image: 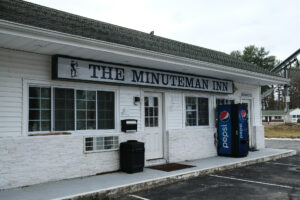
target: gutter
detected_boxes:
[0,20,289,85]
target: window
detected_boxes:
[98,91,115,129]
[293,115,296,118]
[216,98,234,106]
[186,97,209,126]
[84,136,119,152]
[76,90,96,130]
[54,88,75,131]
[144,96,159,127]
[275,116,282,120]
[28,87,51,131]
[28,86,115,132]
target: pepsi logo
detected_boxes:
[240,110,247,120]
[220,111,230,122]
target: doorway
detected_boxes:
[241,99,254,148]
[144,92,163,160]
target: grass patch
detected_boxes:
[265,123,300,138]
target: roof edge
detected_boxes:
[0,19,290,85]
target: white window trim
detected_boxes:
[183,93,211,129]
[26,82,118,135]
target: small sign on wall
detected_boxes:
[241,93,252,98]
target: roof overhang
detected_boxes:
[0,20,290,86]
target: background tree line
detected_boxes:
[230,45,300,110]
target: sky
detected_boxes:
[26,0,300,61]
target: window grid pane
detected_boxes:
[86,136,119,152]
[186,97,209,126]
[29,87,115,133]
[29,87,51,132]
[76,90,96,130]
[186,97,197,126]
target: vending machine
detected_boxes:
[217,104,249,157]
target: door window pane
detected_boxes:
[54,88,74,131]
[144,96,159,127]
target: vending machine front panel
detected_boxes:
[238,104,249,156]
[218,105,232,155]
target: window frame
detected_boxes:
[27,84,117,135]
[28,86,52,132]
[184,94,210,128]
[83,136,119,153]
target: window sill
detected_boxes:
[184,126,213,129]
[83,148,119,154]
[29,132,72,136]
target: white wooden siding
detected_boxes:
[0,48,50,136]
[119,86,142,131]
[0,47,263,137]
[165,92,183,130]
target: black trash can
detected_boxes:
[120,140,145,173]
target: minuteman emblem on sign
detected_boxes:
[70,60,79,77]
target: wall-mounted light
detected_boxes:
[134,97,140,105]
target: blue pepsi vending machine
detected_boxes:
[217,104,249,157]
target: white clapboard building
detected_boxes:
[0,0,289,189]
[290,108,300,123]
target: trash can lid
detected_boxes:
[127,140,138,143]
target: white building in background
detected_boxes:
[0,0,289,189]
[262,110,286,125]
[262,108,300,124]
[290,108,300,123]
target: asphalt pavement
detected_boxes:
[118,139,300,200]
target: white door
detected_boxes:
[241,99,254,148]
[144,92,163,160]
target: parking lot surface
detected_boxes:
[119,140,300,200]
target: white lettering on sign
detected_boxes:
[221,124,229,149]
[53,56,233,93]
[221,125,229,149]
